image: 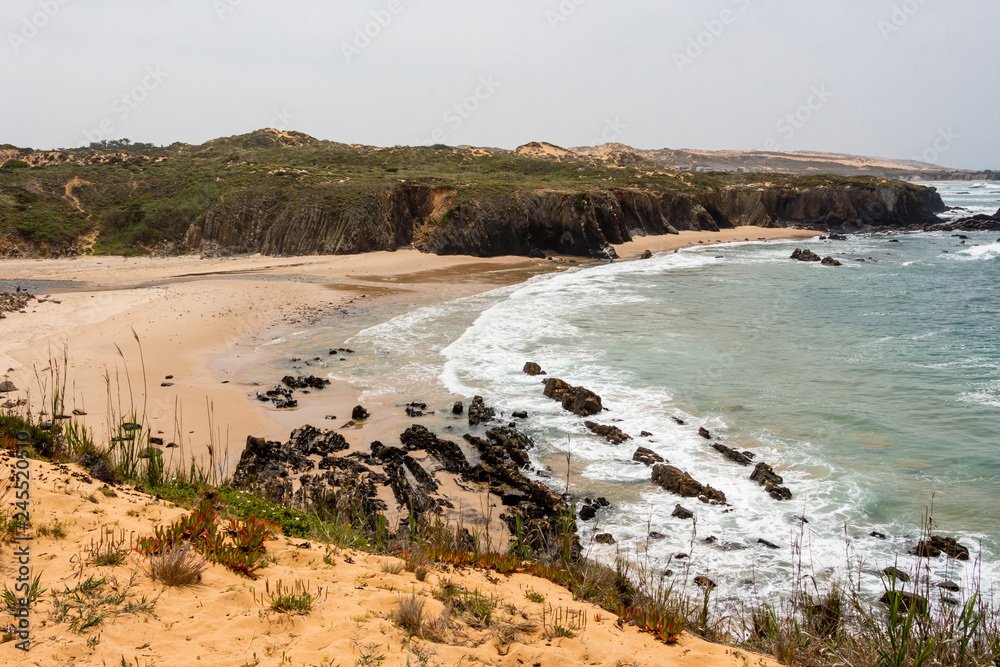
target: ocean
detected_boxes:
[265,181,1000,607]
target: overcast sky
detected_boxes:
[1,0,997,169]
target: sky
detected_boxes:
[1,0,998,170]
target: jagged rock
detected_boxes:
[584,421,631,445]
[485,425,535,468]
[352,405,370,421]
[579,504,597,521]
[711,443,754,466]
[651,464,726,504]
[791,248,822,262]
[871,531,887,540]
[452,400,464,415]
[821,256,842,266]
[594,533,616,545]
[671,416,686,425]
[758,539,780,550]
[632,446,665,466]
[649,532,666,540]
[522,362,545,376]
[694,576,716,590]
[828,233,848,241]
[282,375,331,390]
[672,505,694,520]
[750,462,792,501]
[911,535,970,561]
[542,378,603,416]
[405,403,425,417]
[880,591,928,614]
[698,427,711,440]
[0,381,18,392]
[640,249,653,259]
[511,411,528,419]
[882,567,911,583]
[468,395,496,426]
[399,425,469,473]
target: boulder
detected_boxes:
[640,249,653,260]
[911,535,970,561]
[584,421,631,445]
[651,464,726,504]
[0,381,18,392]
[672,505,694,520]
[750,462,792,501]
[594,533,616,545]
[694,576,716,590]
[711,443,754,466]
[542,378,603,416]
[828,233,848,241]
[352,405,370,421]
[452,400,464,415]
[698,427,711,439]
[522,362,545,376]
[821,256,842,266]
[880,591,928,615]
[632,446,665,466]
[791,248,822,262]
[399,425,469,473]
[882,567,911,583]
[468,395,496,426]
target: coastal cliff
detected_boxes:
[188,182,945,259]
[0,130,947,259]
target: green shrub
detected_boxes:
[1,159,30,170]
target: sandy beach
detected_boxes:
[0,228,813,665]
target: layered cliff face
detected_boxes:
[188,183,946,259]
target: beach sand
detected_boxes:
[0,228,811,665]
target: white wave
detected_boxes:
[957,242,1000,261]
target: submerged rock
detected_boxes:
[632,446,665,467]
[791,248,822,262]
[522,361,545,376]
[711,443,754,466]
[542,378,603,416]
[750,462,792,501]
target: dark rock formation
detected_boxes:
[522,362,545,376]
[880,591,928,614]
[882,567,911,583]
[821,256,842,266]
[698,427,712,440]
[399,425,469,473]
[791,248,821,262]
[258,385,298,409]
[282,375,331,390]
[0,381,17,392]
[640,249,653,259]
[911,536,970,561]
[651,464,726,504]
[594,533,616,545]
[758,539,780,550]
[711,443,754,466]
[468,395,496,426]
[750,462,793,501]
[694,576,716,590]
[542,378,603,416]
[352,405,370,421]
[632,446,665,466]
[452,400,464,415]
[577,497,610,522]
[672,505,694,520]
[584,421,631,445]
[941,210,1000,232]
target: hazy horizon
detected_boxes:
[2,1,998,170]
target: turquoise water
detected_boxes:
[274,182,1000,604]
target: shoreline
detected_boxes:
[0,227,819,473]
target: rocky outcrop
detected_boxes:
[941,210,1000,231]
[651,464,726,504]
[468,395,496,426]
[911,535,971,561]
[750,462,792,501]
[399,425,469,473]
[584,421,631,445]
[791,248,821,262]
[542,378,603,416]
[711,443,754,467]
[522,362,545,376]
[632,446,665,466]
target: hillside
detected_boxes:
[0,130,946,259]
